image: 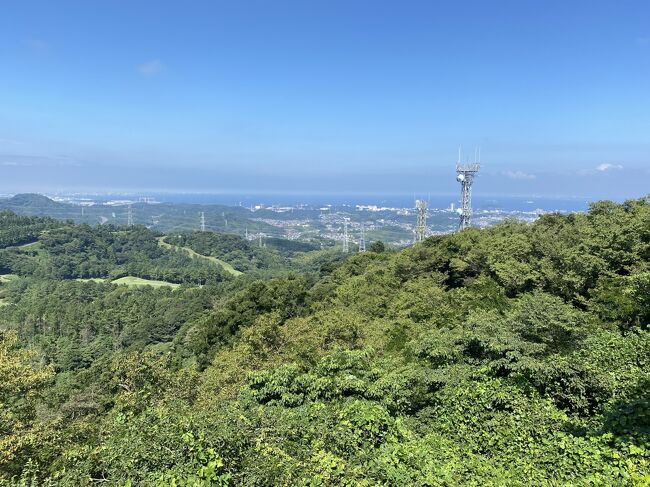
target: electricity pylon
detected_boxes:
[415,200,427,242]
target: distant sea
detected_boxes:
[69,192,592,213]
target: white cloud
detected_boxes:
[596,163,623,172]
[502,170,536,180]
[138,60,164,76]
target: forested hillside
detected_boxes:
[164,232,320,271]
[0,197,648,485]
[0,215,230,285]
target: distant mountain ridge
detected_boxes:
[0,193,306,242]
[0,193,61,208]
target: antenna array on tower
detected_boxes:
[343,219,349,253]
[456,146,481,231]
[200,212,206,232]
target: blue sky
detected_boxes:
[0,0,648,198]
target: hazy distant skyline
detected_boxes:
[1,0,649,198]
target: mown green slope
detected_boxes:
[0,197,648,485]
[157,236,243,276]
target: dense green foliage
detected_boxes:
[0,212,62,248]
[1,279,218,370]
[264,236,320,254]
[164,231,344,278]
[0,198,648,485]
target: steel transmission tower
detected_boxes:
[200,212,206,232]
[456,147,480,231]
[343,219,349,253]
[127,205,134,227]
[359,223,366,252]
[415,200,428,242]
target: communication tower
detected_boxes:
[127,205,134,227]
[359,223,366,252]
[343,219,349,253]
[456,147,480,231]
[415,200,428,242]
[200,212,206,232]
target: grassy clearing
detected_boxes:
[17,241,42,250]
[157,237,243,276]
[74,276,179,288]
[111,276,181,289]
[0,274,19,283]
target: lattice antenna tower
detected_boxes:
[127,205,134,227]
[343,219,349,253]
[456,146,480,231]
[415,199,428,242]
[200,212,206,232]
[358,223,366,252]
